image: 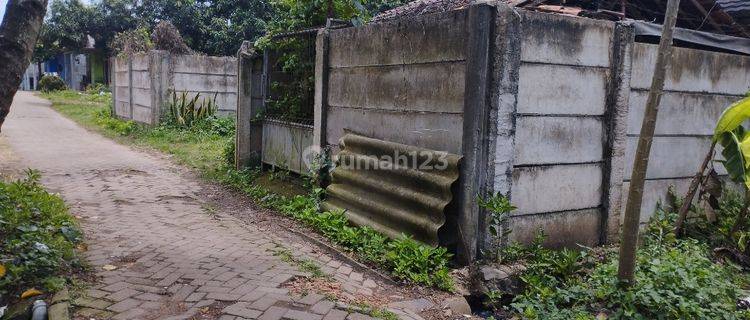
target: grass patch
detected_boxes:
[0,170,84,301]
[41,91,454,291]
[41,91,232,174]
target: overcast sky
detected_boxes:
[0,0,94,24]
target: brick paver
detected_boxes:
[1,93,444,319]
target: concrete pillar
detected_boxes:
[128,55,133,120]
[110,58,117,116]
[235,41,263,169]
[481,4,522,258]
[601,22,635,243]
[149,50,171,125]
[455,3,496,265]
[313,28,330,155]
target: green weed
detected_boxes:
[506,210,749,319]
[273,247,326,278]
[220,172,454,290]
[0,170,84,298]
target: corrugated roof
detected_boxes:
[716,0,750,13]
[321,134,461,246]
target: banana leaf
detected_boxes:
[714,96,750,139]
[718,126,750,190]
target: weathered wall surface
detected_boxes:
[324,9,469,154]
[171,55,238,114]
[622,44,750,223]
[111,52,237,125]
[499,11,615,248]
[278,4,750,262]
[491,8,750,251]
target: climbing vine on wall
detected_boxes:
[255,0,369,121]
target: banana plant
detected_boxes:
[714,96,750,238]
[715,97,750,189]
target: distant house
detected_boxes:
[19,64,39,91]
[41,52,89,91]
[28,35,108,91]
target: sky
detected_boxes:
[0,0,94,23]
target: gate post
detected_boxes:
[236,41,264,169]
[313,27,330,155]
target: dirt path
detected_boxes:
[0,92,448,320]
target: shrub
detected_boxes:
[151,21,192,55]
[85,83,109,95]
[225,178,455,290]
[507,210,749,319]
[223,137,235,166]
[110,27,152,56]
[192,116,235,137]
[38,75,67,93]
[0,170,83,298]
[94,108,136,136]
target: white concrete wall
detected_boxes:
[501,11,614,248]
[111,52,237,125]
[170,55,238,114]
[622,44,750,223]
[492,9,750,250]
[325,9,469,155]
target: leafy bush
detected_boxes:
[478,193,515,260]
[38,75,67,93]
[191,116,235,137]
[110,27,153,56]
[94,108,136,136]
[0,170,83,298]
[507,210,749,319]
[220,170,455,290]
[84,83,109,95]
[151,21,192,55]
[223,137,236,166]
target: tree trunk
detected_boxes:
[617,0,682,285]
[674,141,716,236]
[0,0,49,131]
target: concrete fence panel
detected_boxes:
[494,10,616,249]
[111,51,238,125]
[233,5,750,263]
[621,44,749,224]
[324,8,470,154]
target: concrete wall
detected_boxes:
[622,44,750,224]
[489,6,750,252]
[112,51,237,125]
[254,4,750,262]
[493,10,617,248]
[323,9,469,155]
[171,55,238,114]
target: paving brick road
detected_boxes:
[0,92,446,320]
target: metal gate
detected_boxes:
[261,118,314,175]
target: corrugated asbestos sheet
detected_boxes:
[321,134,461,246]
